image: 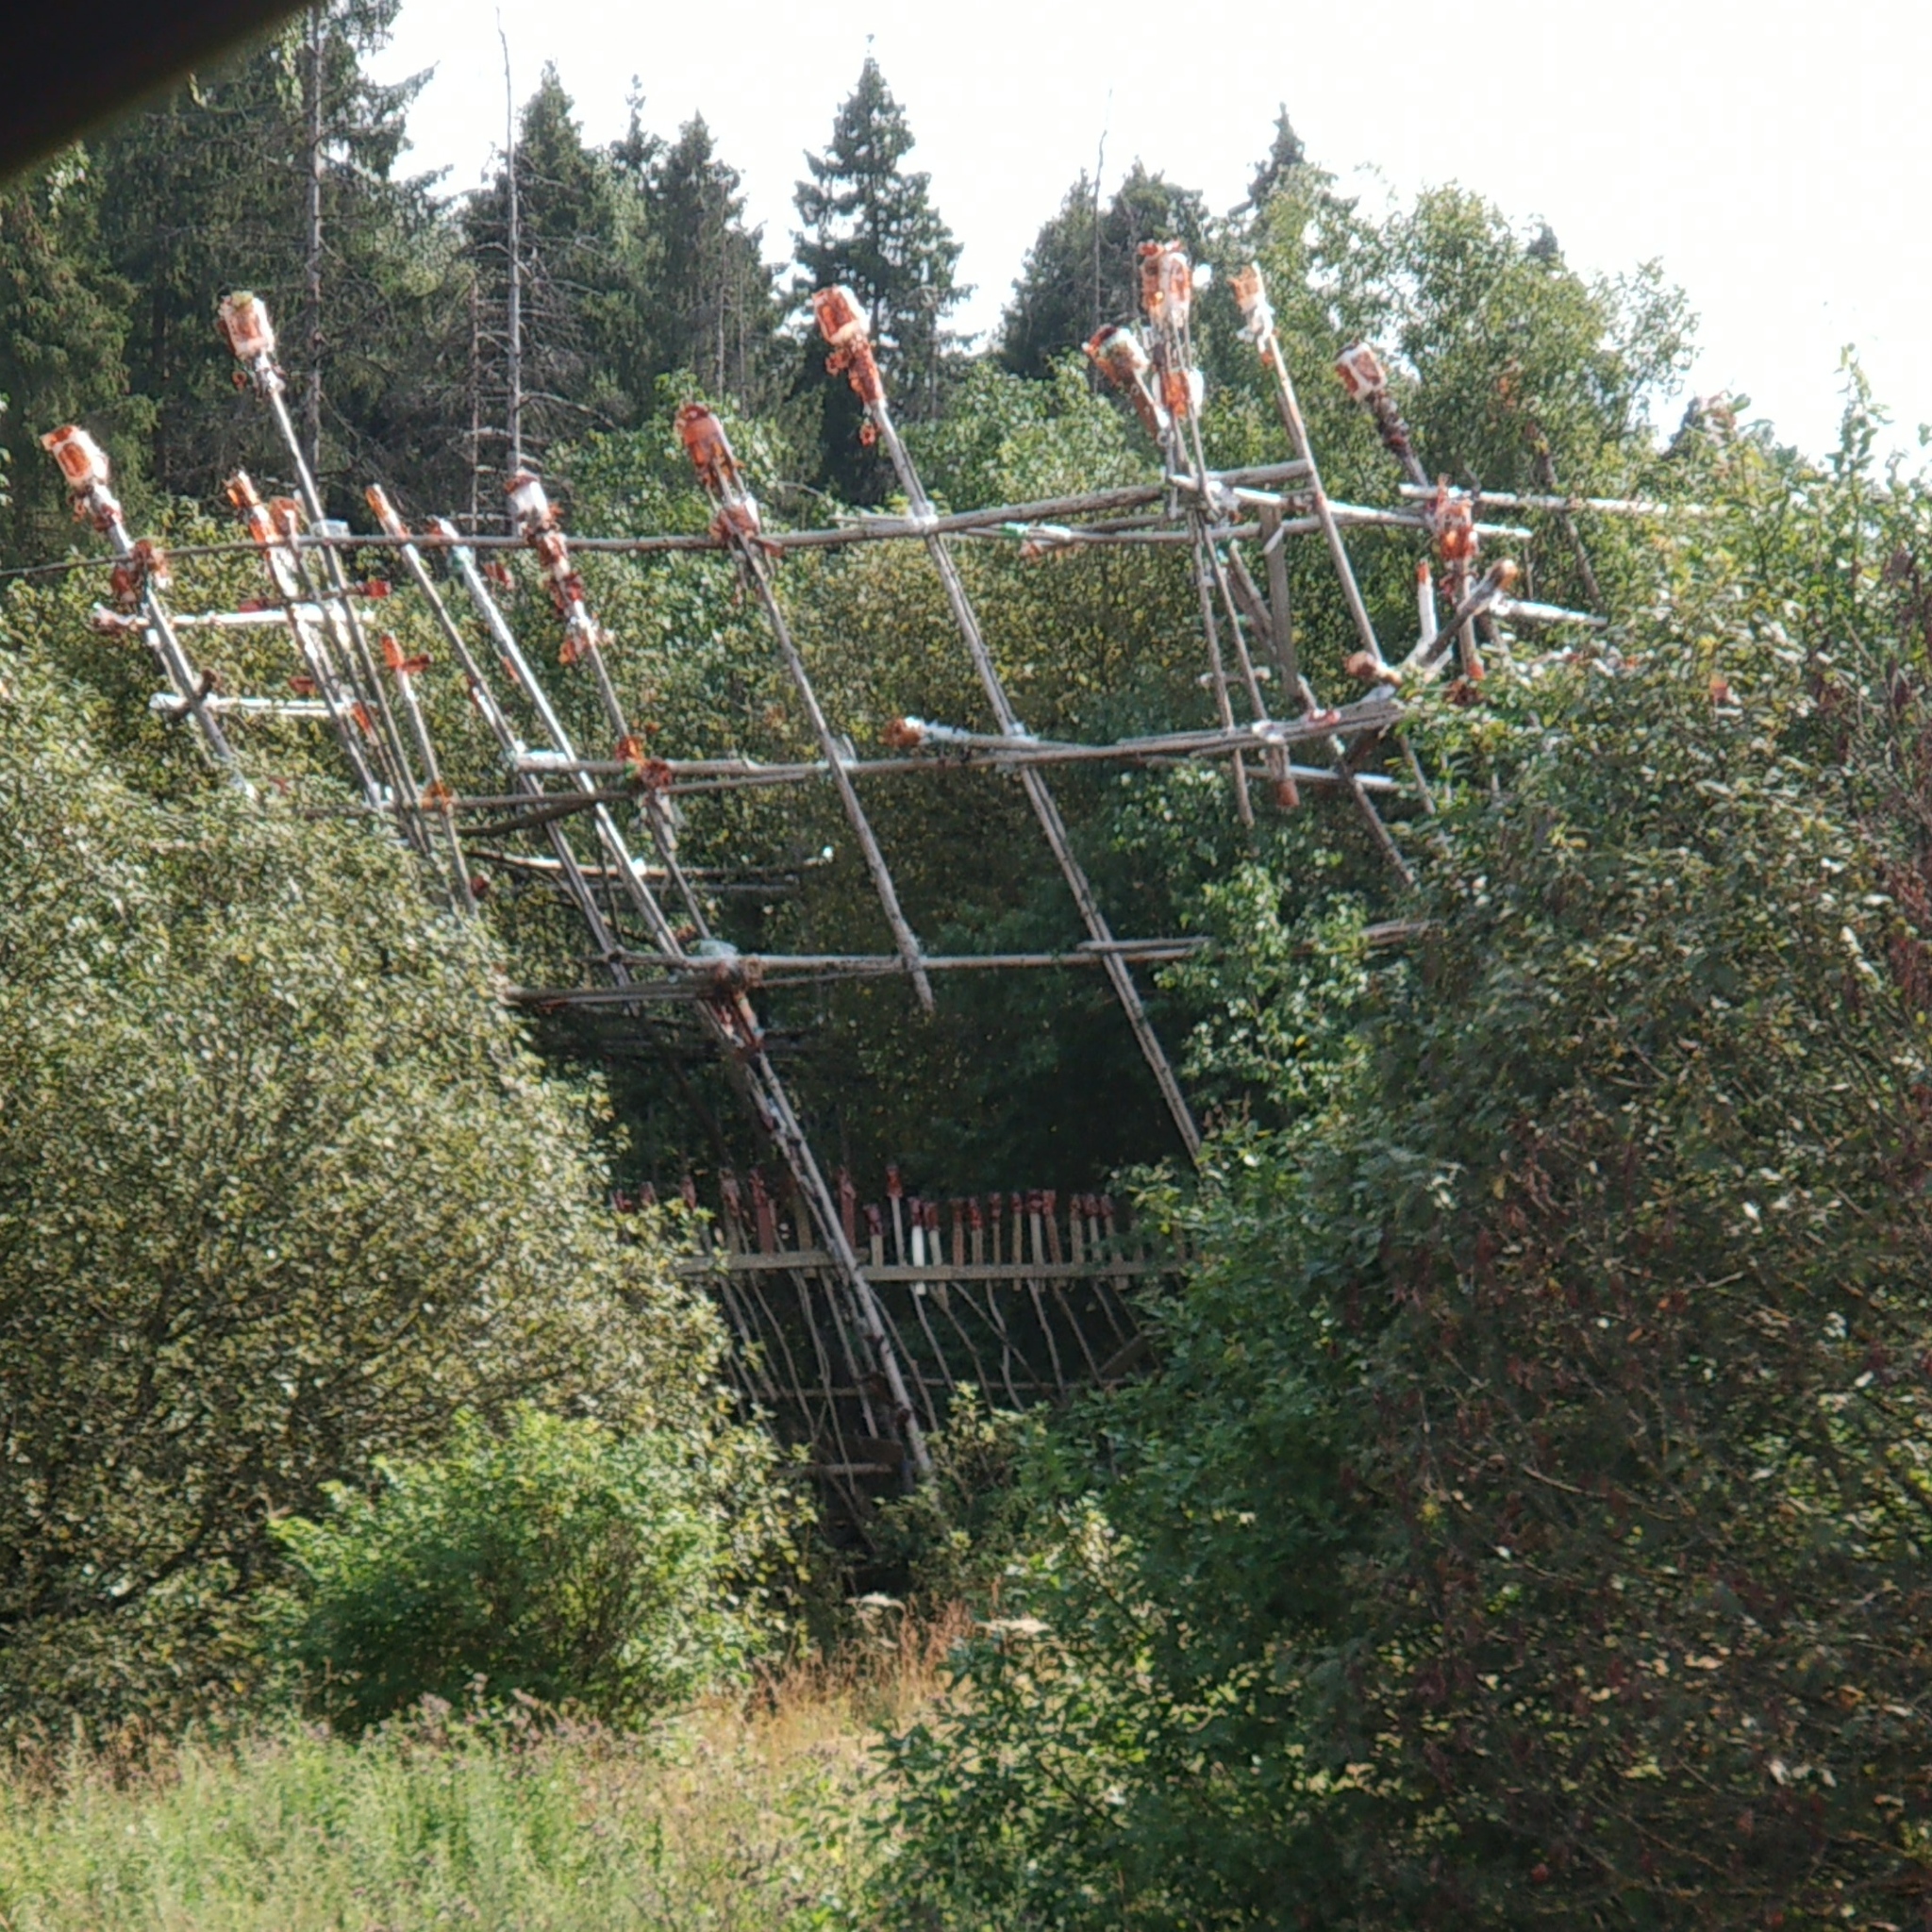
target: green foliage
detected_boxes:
[0,1699,885,1930]
[0,649,765,1731]
[793,58,963,495]
[86,0,451,518]
[1245,106,1308,213]
[644,116,785,414]
[466,66,654,478]
[887,411,1932,1926]
[998,162,1210,379]
[273,1407,774,1728]
[0,155,143,563]
[871,1391,1041,1606]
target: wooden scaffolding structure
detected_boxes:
[39,246,1656,1497]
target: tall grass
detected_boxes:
[0,1607,968,1932]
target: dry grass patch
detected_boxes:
[0,1606,970,1932]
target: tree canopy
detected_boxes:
[886,392,1932,1928]
[0,653,769,1729]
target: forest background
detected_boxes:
[8,2,1932,1927]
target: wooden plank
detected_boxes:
[676,1253,1174,1282]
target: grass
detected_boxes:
[0,1606,967,1931]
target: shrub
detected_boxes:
[0,657,774,1730]
[888,408,1932,1927]
[870,1390,1041,1607]
[273,1407,765,1729]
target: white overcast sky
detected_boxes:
[370,0,1929,462]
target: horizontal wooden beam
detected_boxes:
[677,1252,1171,1282]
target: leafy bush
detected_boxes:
[888,403,1932,1926]
[870,1390,1041,1607]
[273,1407,767,1728]
[0,655,780,1730]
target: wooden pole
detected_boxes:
[499,25,523,507]
[440,518,932,1477]
[1232,265,1384,666]
[678,409,934,1008]
[302,2,325,484]
[853,373,1203,1163]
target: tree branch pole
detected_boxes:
[1231,264,1384,668]
[368,494,641,973]
[1391,483,1695,518]
[351,509,475,913]
[1174,261,1410,877]
[1136,246,1257,824]
[1169,270,1287,817]
[499,24,522,505]
[675,407,933,1009]
[147,692,331,720]
[224,472,389,812]
[260,407,423,826]
[218,296,429,851]
[812,289,1202,1162]
[9,468,1551,578]
[439,518,697,958]
[230,472,469,908]
[39,428,245,788]
[437,520,908,1460]
[302,1,325,482]
[499,474,715,938]
[432,511,932,1476]
[389,508,925,1470]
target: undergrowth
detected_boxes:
[0,1607,969,1932]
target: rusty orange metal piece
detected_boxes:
[1084,326,1167,441]
[1229,263,1276,363]
[364,485,407,538]
[675,404,774,549]
[42,424,109,492]
[505,471,608,667]
[42,425,122,533]
[109,538,171,608]
[1336,341,1425,484]
[811,286,885,438]
[380,632,431,676]
[1137,242,1192,330]
[216,291,277,366]
[1138,242,1200,425]
[1429,487,1479,584]
[1334,341,1388,405]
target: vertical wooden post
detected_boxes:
[302,2,325,484]
[499,25,523,509]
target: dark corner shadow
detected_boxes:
[0,0,305,183]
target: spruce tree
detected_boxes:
[998,162,1208,379]
[794,57,962,492]
[464,68,655,504]
[83,0,450,517]
[0,153,140,566]
[1246,103,1307,211]
[647,116,780,410]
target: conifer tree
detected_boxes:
[464,68,656,505]
[998,162,1208,380]
[794,57,962,491]
[1245,103,1307,211]
[647,116,780,410]
[0,154,140,566]
[86,0,448,515]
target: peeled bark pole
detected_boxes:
[41,426,245,786]
[810,284,1203,1163]
[675,405,934,1010]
